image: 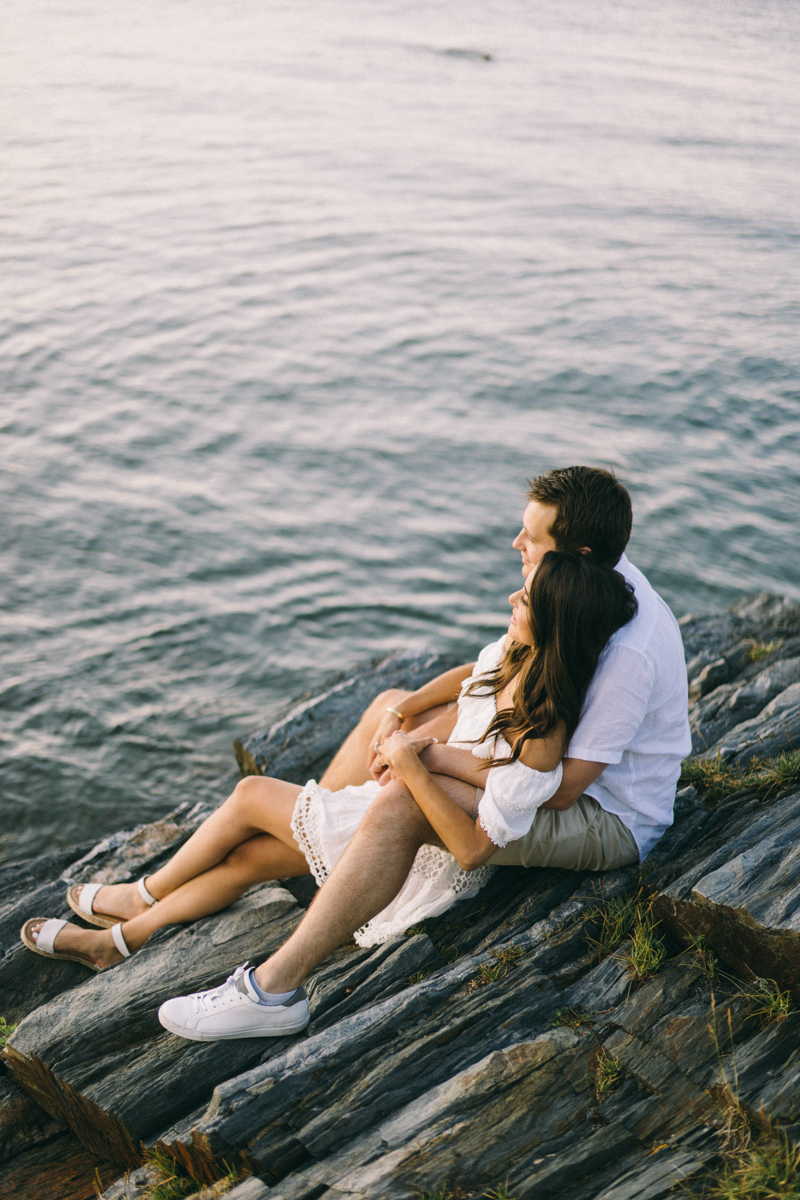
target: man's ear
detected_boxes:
[578,546,591,556]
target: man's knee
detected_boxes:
[360,783,429,840]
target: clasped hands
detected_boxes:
[370,730,438,786]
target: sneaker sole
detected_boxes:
[158,1012,310,1041]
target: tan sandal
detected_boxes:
[66,883,118,928]
[20,918,102,972]
[66,877,157,929]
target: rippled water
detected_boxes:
[1,0,799,863]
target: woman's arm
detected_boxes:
[416,722,565,786]
[390,663,475,721]
[380,732,496,872]
[368,663,475,770]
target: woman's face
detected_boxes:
[507,571,535,646]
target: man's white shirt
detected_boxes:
[567,553,691,859]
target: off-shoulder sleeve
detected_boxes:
[478,759,563,848]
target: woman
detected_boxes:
[22,551,636,970]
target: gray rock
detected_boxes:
[706,680,800,765]
[226,1181,272,1200]
[7,606,800,1200]
[97,1166,157,1199]
[689,656,800,754]
[729,592,800,627]
[688,658,729,702]
[654,789,800,998]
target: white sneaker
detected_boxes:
[157,965,310,1041]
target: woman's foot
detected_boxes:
[27,918,125,970]
[69,881,153,925]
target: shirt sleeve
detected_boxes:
[478,759,563,848]
[567,644,655,765]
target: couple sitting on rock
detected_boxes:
[23,465,691,1041]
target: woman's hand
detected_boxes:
[366,711,403,776]
[373,731,438,785]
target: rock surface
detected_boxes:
[2,592,800,1198]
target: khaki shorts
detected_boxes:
[485,793,639,872]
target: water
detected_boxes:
[1,0,799,864]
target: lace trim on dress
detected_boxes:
[291,781,497,947]
[355,848,495,945]
[484,759,563,811]
[478,812,508,848]
[290,781,331,888]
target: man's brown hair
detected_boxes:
[528,466,632,566]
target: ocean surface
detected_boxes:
[1,0,799,864]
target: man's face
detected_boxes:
[512,500,558,577]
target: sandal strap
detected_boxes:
[111,923,131,958]
[36,918,68,956]
[137,877,157,906]
[76,882,103,915]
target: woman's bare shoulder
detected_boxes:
[515,721,566,773]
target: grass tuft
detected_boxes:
[466,946,524,992]
[593,1049,623,1101]
[585,891,666,980]
[747,638,784,663]
[483,1184,515,1199]
[439,943,461,965]
[141,1148,241,1200]
[683,935,719,981]
[616,899,666,981]
[0,1017,16,1048]
[680,751,800,805]
[553,1007,593,1031]
[690,1128,800,1200]
[584,894,638,959]
[407,970,431,987]
[743,977,793,1029]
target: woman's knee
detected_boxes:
[229,774,272,810]
[363,688,409,723]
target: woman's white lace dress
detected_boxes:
[291,637,562,946]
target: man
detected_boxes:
[158,466,691,1040]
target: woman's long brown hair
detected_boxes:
[466,551,637,765]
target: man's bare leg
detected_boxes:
[253,774,477,992]
[319,688,452,790]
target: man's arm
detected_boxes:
[412,724,568,792]
[539,757,608,809]
[416,745,607,810]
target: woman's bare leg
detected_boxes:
[39,776,310,968]
[71,775,304,922]
[320,688,453,790]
